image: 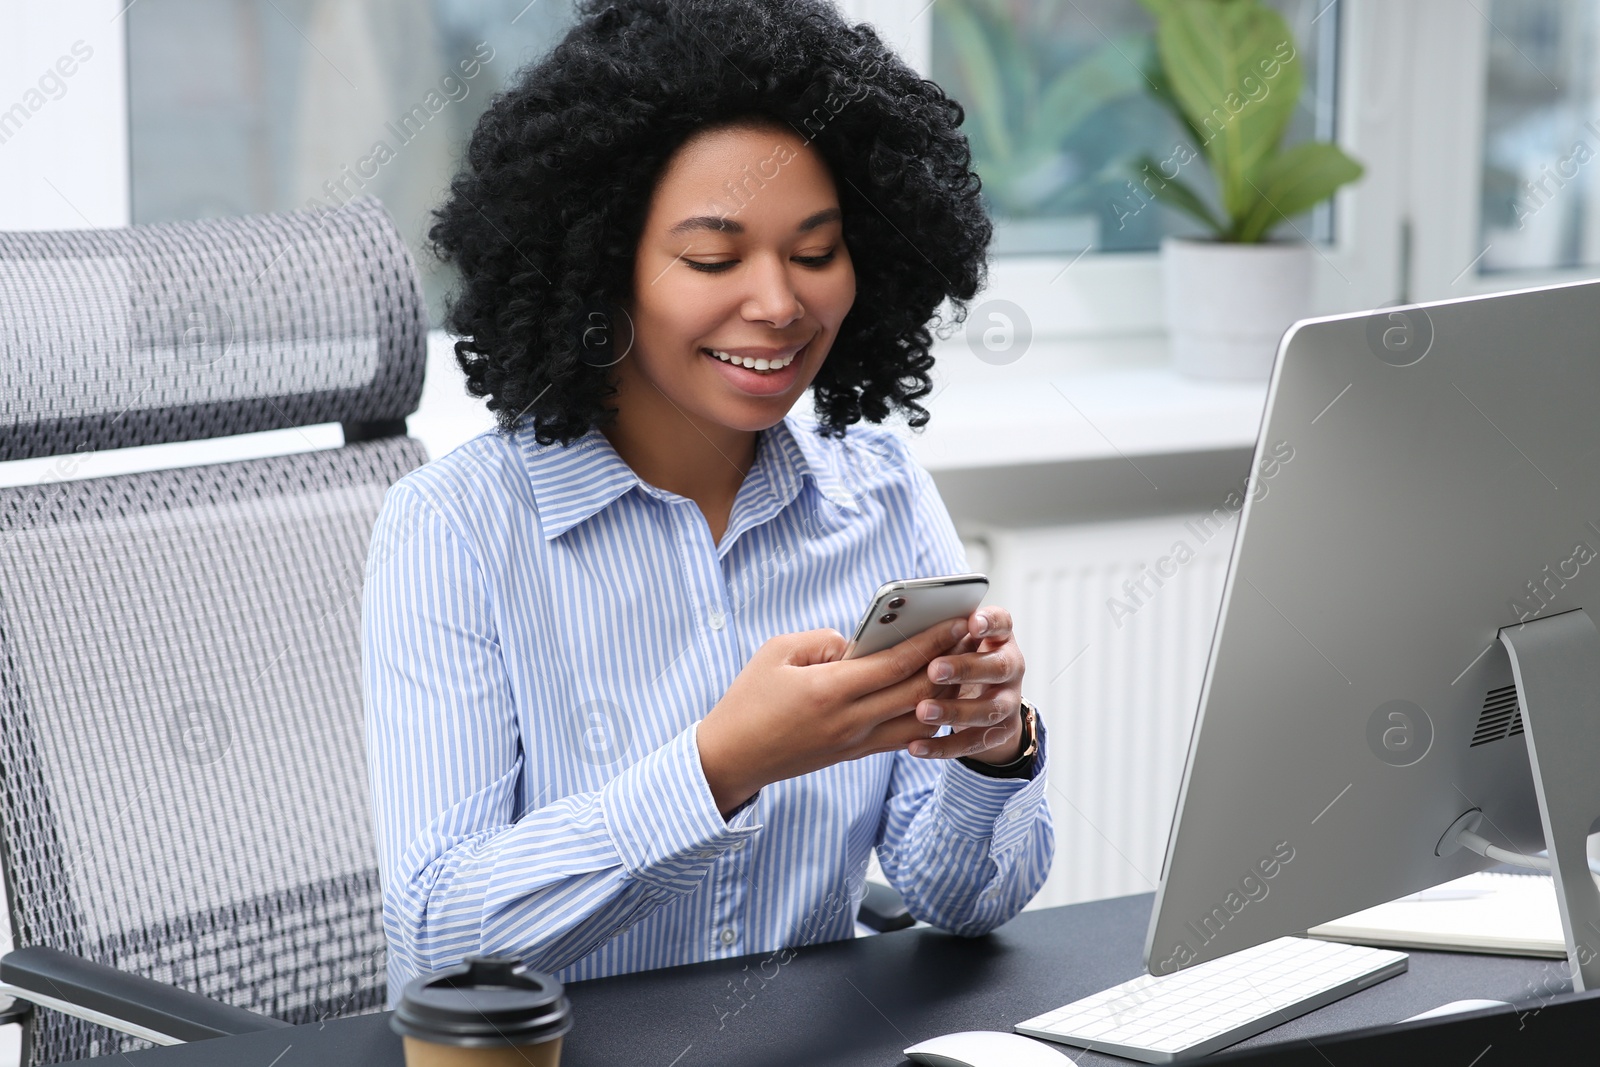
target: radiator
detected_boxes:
[972,510,1237,910]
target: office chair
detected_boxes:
[0,197,428,1063]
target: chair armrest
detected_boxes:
[0,946,290,1043]
[0,992,32,1027]
[857,880,916,933]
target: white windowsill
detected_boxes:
[886,334,1268,473]
[0,333,1270,490]
[416,332,1272,472]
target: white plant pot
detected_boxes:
[1160,236,1314,380]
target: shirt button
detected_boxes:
[708,609,726,630]
[719,927,737,946]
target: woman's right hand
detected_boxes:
[696,617,968,818]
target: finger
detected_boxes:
[914,690,1019,731]
[907,719,1019,761]
[852,669,961,726]
[927,644,1018,687]
[838,634,973,729]
[969,605,1012,644]
[781,627,848,666]
[919,632,979,683]
[852,710,942,757]
[836,616,968,698]
[942,632,982,658]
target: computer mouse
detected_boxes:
[903,1030,1077,1067]
[1401,998,1512,1022]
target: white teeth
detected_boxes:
[706,348,795,372]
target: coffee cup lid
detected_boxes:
[391,956,573,1048]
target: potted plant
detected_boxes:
[1135,0,1364,378]
[934,0,1149,254]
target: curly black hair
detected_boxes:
[430,0,992,446]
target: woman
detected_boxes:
[362,0,1053,1000]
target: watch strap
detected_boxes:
[957,698,1038,779]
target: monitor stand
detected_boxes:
[1496,607,1600,991]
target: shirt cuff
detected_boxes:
[601,721,762,893]
[934,716,1051,842]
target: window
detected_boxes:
[1477,0,1600,275]
[928,0,1340,257]
[126,0,1353,334]
[127,0,580,321]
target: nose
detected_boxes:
[741,252,804,327]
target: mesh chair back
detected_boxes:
[0,199,429,1063]
[1,197,423,460]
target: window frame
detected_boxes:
[16,0,1568,329]
[1403,0,1600,301]
[848,0,1408,337]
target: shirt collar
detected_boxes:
[519,413,861,542]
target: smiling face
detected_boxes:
[615,120,856,433]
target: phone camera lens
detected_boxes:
[878,612,898,625]
[886,596,906,609]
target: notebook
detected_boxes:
[1307,870,1565,958]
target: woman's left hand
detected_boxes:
[907,606,1028,765]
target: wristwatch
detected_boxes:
[957,698,1039,779]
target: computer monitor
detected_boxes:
[1145,277,1600,989]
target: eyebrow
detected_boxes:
[666,206,842,237]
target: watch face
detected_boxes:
[1019,701,1039,756]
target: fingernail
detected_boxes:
[931,664,952,682]
[909,742,930,756]
[950,619,966,639]
[973,612,988,635]
[918,702,941,723]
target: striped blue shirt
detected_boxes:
[361,412,1054,1003]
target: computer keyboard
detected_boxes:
[1015,936,1408,1063]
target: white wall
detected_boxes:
[0,0,128,230]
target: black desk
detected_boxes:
[70,893,1597,1066]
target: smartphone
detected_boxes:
[839,573,989,660]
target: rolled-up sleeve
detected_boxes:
[871,435,1055,934]
[362,481,759,1003]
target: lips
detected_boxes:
[702,344,804,372]
[701,341,809,396]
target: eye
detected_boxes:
[682,250,836,273]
